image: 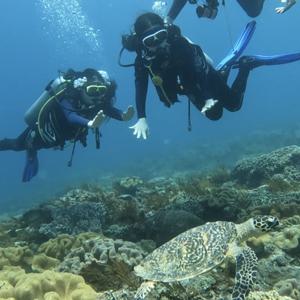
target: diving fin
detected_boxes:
[216,20,256,71]
[22,149,39,182]
[232,53,300,70]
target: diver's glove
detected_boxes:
[163,16,173,26]
[129,117,149,140]
[87,110,106,128]
[122,105,135,121]
[275,0,296,13]
[201,99,218,115]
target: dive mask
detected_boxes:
[85,83,107,97]
[142,29,168,48]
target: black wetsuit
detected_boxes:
[134,29,250,120]
[0,94,123,152]
[168,0,265,20]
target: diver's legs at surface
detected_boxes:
[236,0,265,17]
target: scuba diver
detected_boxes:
[119,12,300,139]
[166,0,296,22]
[0,68,134,182]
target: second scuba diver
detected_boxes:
[120,13,300,139]
[166,0,296,23]
[0,68,134,182]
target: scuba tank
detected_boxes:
[24,76,68,127]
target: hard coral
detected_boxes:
[58,236,151,291]
[232,145,300,188]
[0,266,97,300]
[113,176,143,195]
[0,246,33,271]
[39,202,106,238]
[248,290,293,300]
[38,233,99,260]
[275,279,300,300]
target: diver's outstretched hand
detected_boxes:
[275,0,296,13]
[129,117,149,140]
[88,110,106,128]
[122,105,135,121]
[201,99,218,115]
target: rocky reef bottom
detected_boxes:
[0,143,300,299]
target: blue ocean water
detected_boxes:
[0,0,299,214]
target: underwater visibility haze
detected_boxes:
[0,1,299,298]
[0,0,299,213]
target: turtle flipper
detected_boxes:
[231,246,258,300]
[134,281,156,300]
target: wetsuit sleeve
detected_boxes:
[135,56,149,119]
[103,100,124,121]
[60,99,89,126]
[168,0,188,20]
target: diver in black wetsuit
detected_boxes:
[121,13,300,139]
[0,68,134,182]
[128,13,250,139]
[166,0,296,23]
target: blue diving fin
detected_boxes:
[216,20,256,72]
[232,53,300,70]
[22,150,39,182]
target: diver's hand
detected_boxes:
[129,117,149,139]
[163,16,173,26]
[87,110,106,128]
[275,0,296,13]
[201,99,218,115]
[122,105,135,121]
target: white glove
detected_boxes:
[122,105,135,121]
[129,117,149,139]
[201,98,218,115]
[87,110,106,128]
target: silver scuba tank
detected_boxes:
[24,76,67,127]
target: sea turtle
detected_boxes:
[134,215,279,300]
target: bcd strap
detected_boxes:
[95,128,101,149]
[188,98,192,132]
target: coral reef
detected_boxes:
[232,145,300,188]
[0,246,33,271]
[113,176,144,195]
[38,232,99,260]
[31,253,60,272]
[275,279,300,300]
[39,202,106,238]
[1,143,300,299]
[0,266,98,299]
[58,236,154,291]
[248,290,293,300]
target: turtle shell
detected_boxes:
[134,221,237,282]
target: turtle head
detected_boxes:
[253,215,279,232]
